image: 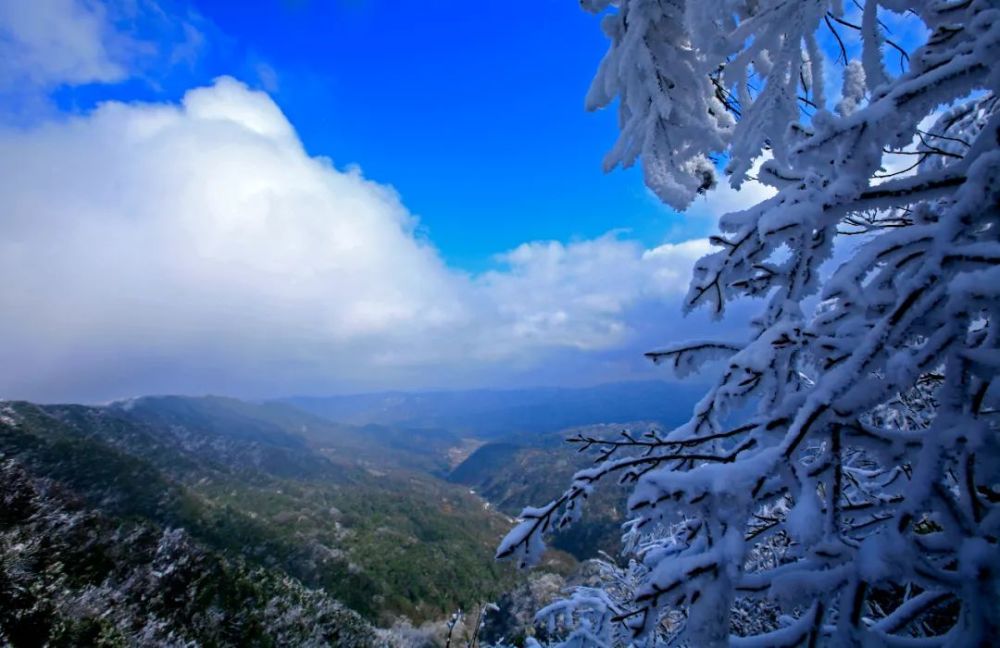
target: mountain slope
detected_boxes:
[118,395,464,476]
[0,458,375,647]
[0,399,518,626]
[449,423,661,560]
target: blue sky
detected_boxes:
[51,0,701,271]
[0,0,797,401]
[0,0,930,402]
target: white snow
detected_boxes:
[498,1,1000,644]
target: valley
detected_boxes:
[0,381,700,645]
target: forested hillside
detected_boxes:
[0,459,375,646]
[0,397,521,640]
[449,423,655,560]
[0,388,683,645]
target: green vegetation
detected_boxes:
[0,398,519,631]
[0,459,375,647]
[448,424,649,560]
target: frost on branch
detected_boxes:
[582,0,734,209]
[498,1,1000,645]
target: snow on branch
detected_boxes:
[498,1,1000,645]
[644,340,742,378]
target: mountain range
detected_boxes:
[277,380,705,438]
[0,380,702,645]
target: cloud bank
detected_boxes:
[0,74,764,401]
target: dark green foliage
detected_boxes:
[0,459,376,647]
[0,398,519,634]
[448,427,643,560]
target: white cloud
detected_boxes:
[479,236,710,352]
[0,0,210,122]
[0,78,748,401]
[0,0,128,90]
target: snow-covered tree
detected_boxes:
[498,1,1000,645]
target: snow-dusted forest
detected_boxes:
[499,0,1000,646]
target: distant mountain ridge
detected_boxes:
[277,380,706,437]
[0,382,705,644]
[114,394,466,475]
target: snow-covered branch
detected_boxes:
[498,1,1000,645]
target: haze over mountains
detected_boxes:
[0,380,701,645]
[278,379,707,437]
